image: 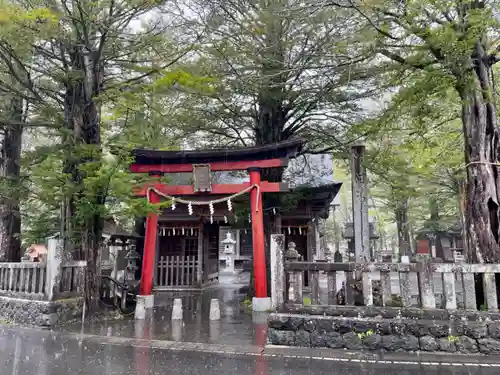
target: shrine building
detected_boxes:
[130,139,341,310]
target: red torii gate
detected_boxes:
[131,138,304,310]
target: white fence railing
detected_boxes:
[0,259,86,301]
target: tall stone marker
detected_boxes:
[270,234,285,310]
[350,144,370,262]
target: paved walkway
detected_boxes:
[30,272,498,374]
[0,324,498,375]
[64,273,264,347]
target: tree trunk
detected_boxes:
[456,43,500,263]
[429,197,444,259]
[0,96,23,262]
[395,197,410,258]
[62,45,104,308]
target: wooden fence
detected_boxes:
[284,261,500,311]
[156,256,199,288]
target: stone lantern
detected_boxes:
[221,232,237,274]
[124,246,141,285]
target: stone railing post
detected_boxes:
[483,272,498,311]
[285,242,303,304]
[270,234,285,310]
[362,271,373,306]
[380,271,392,307]
[45,238,63,301]
[418,266,436,309]
[442,271,457,309]
[461,271,477,310]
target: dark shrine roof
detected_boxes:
[132,138,305,165]
[289,183,343,219]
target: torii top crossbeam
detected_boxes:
[130,138,304,174]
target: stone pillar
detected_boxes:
[442,272,457,309]
[350,145,370,262]
[313,220,323,260]
[483,273,498,311]
[418,268,436,309]
[270,234,285,310]
[46,238,63,301]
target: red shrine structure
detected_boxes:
[130,139,305,310]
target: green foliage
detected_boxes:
[357,329,374,340]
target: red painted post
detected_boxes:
[249,167,267,298]
[140,185,161,296]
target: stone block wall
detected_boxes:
[0,296,83,327]
[268,313,500,355]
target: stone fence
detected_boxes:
[0,260,86,301]
[0,239,88,327]
[268,234,500,354]
[284,261,498,311]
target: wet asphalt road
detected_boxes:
[0,325,498,375]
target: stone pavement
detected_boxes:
[1,324,499,375]
[63,273,262,346]
[2,272,491,374]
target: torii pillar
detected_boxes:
[249,168,270,311]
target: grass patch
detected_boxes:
[241,297,252,309]
[303,297,311,306]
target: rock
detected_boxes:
[429,323,450,338]
[351,320,377,333]
[478,338,500,355]
[390,322,406,335]
[382,335,404,352]
[382,335,419,352]
[303,319,316,332]
[437,338,456,353]
[376,321,392,335]
[325,332,344,348]
[295,330,311,347]
[363,334,382,350]
[406,322,430,337]
[286,316,304,331]
[267,329,295,346]
[403,335,420,351]
[337,319,352,334]
[456,336,478,353]
[464,323,487,339]
[317,318,335,332]
[310,332,326,347]
[419,336,438,352]
[488,322,500,339]
[268,315,288,329]
[343,332,362,350]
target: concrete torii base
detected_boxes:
[252,297,271,312]
[134,295,155,320]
